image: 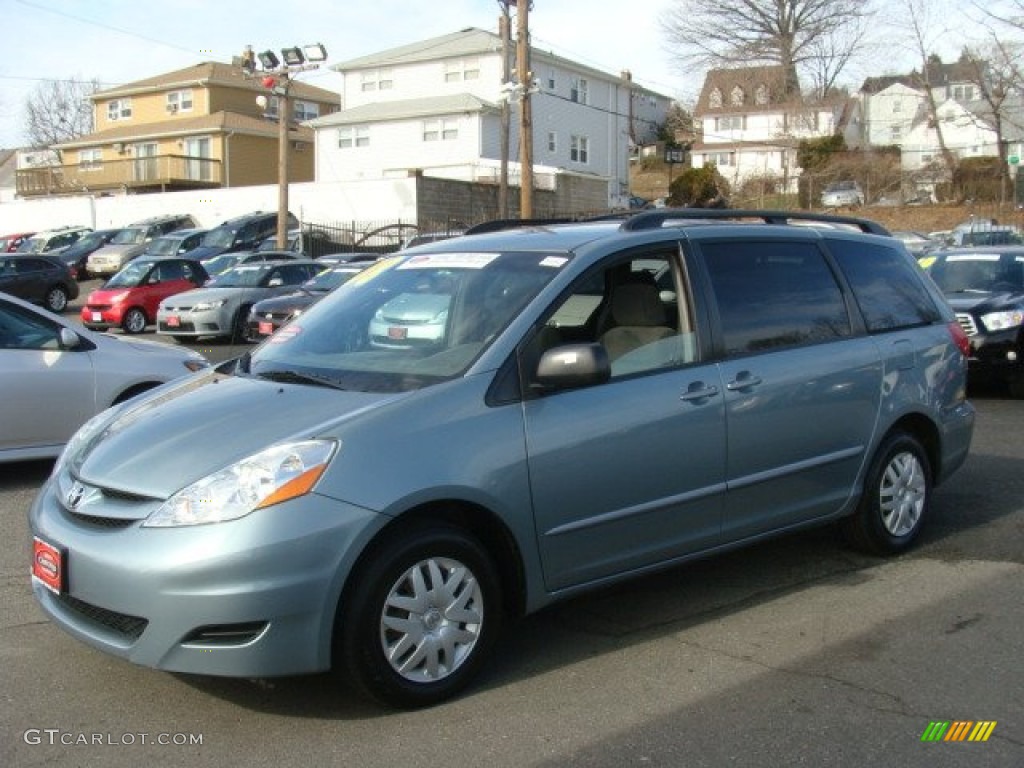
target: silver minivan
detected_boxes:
[29,210,975,708]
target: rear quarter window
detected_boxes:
[827,239,940,332]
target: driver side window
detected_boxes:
[537,249,697,378]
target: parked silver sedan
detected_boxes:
[0,293,208,463]
[156,260,321,342]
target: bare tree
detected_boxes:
[24,77,99,157]
[958,41,1024,202]
[886,0,958,182]
[660,0,875,98]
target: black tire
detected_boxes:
[121,307,148,334]
[44,284,69,313]
[841,432,932,556]
[337,524,501,709]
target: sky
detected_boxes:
[0,0,1003,150]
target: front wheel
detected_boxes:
[337,524,501,709]
[121,307,148,334]
[841,432,932,555]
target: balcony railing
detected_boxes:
[16,155,223,197]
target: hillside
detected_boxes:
[629,160,1024,235]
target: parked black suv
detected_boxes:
[184,211,299,261]
[925,245,1024,396]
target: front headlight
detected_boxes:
[981,310,1024,331]
[192,299,227,312]
[144,440,337,527]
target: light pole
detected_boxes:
[243,43,328,247]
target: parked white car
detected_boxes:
[821,180,864,208]
[0,292,209,463]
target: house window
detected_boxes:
[570,77,589,105]
[570,134,589,163]
[730,86,745,106]
[755,84,769,105]
[361,70,393,91]
[920,154,933,165]
[166,90,193,113]
[444,59,480,82]
[547,132,557,153]
[423,119,458,141]
[892,99,902,113]
[953,85,974,100]
[107,99,132,121]
[716,116,744,131]
[706,152,734,167]
[338,126,369,148]
[547,70,556,90]
[78,149,102,171]
[890,125,902,140]
[709,88,723,108]
[293,101,319,121]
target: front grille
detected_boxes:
[956,312,979,336]
[67,511,135,529]
[58,594,148,642]
[159,321,196,332]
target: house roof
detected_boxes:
[860,56,983,94]
[334,27,501,70]
[695,66,800,116]
[93,61,340,104]
[333,26,672,100]
[307,93,498,127]
[54,111,314,150]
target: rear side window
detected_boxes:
[828,239,940,332]
[702,240,850,357]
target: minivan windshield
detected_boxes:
[248,251,569,392]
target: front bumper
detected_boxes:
[29,471,383,678]
[962,323,1024,380]
[156,309,230,338]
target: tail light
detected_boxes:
[947,321,970,358]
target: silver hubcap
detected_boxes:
[379,556,483,683]
[47,289,66,311]
[126,311,145,332]
[879,450,926,537]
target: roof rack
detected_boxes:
[618,208,891,236]
[463,217,575,235]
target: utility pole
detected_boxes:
[275,79,291,248]
[498,5,512,218]
[516,0,533,218]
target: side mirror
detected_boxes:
[59,327,82,350]
[534,343,611,390]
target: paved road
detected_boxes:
[0,287,1021,767]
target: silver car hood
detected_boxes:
[75,372,389,498]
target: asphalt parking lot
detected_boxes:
[0,287,1020,767]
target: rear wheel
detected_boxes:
[230,305,252,343]
[337,524,501,709]
[841,432,932,555]
[44,285,69,313]
[121,308,148,334]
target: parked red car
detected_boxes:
[81,256,209,334]
[0,232,36,253]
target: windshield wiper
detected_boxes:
[254,369,346,390]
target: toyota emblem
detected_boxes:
[66,482,86,510]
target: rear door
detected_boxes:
[697,238,882,542]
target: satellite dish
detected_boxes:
[256,94,268,109]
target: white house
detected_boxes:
[690,66,855,194]
[307,27,671,210]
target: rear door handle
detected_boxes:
[726,373,763,391]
